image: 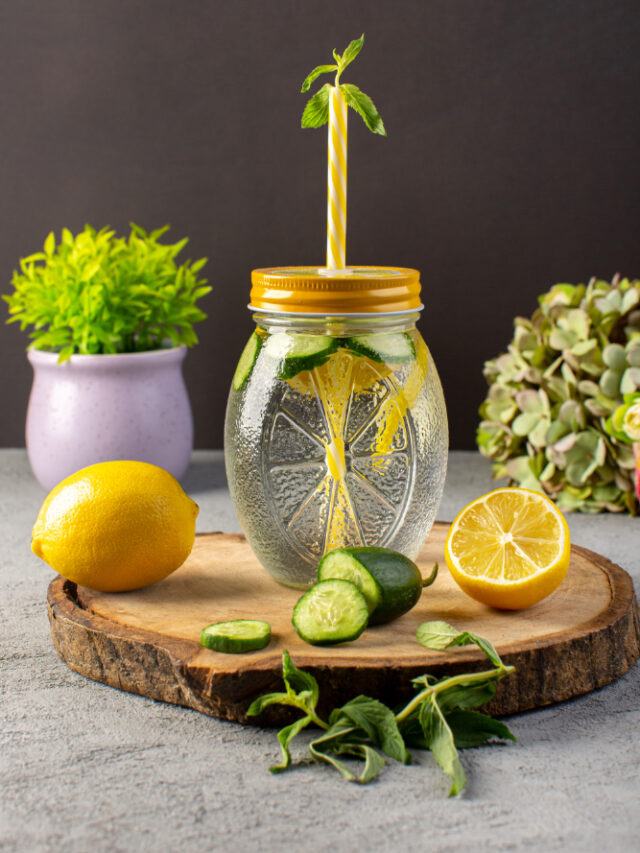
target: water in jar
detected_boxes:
[225,321,448,587]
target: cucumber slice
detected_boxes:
[232,332,262,391]
[317,550,382,615]
[319,547,428,625]
[292,579,369,645]
[200,619,271,653]
[264,332,337,379]
[344,332,416,364]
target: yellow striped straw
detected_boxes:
[326,86,348,270]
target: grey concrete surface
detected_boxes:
[1,449,639,853]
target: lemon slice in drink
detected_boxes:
[444,487,570,610]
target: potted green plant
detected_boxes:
[3,224,210,489]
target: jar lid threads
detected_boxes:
[250,266,422,314]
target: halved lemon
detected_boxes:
[444,487,570,610]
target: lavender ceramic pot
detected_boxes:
[26,346,193,490]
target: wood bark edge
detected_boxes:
[47,541,640,723]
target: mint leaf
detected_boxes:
[248,651,320,720]
[282,649,319,708]
[248,653,325,775]
[246,691,289,717]
[419,698,467,797]
[338,34,364,73]
[310,696,402,783]
[340,83,386,135]
[467,635,503,668]
[309,719,386,784]
[333,743,386,784]
[308,714,362,782]
[301,64,337,93]
[415,621,461,649]
[309,745,357,782]
[446,710,516,749]
[437,679,497,713]
[334,696,410,764]
[416,621,504,669]
[396,712,427,749]
[271,715,313,773]
[301,82,331,128]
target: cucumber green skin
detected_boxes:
[277,339,339,380]
[336,547,423,625]
[342,333,415,365]
[200,620,271,653]
[232,332,262,391]
[291,579,369,646]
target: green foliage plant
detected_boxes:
[477,275,640,514]
[248,623,515,796]
[3,224,211,362]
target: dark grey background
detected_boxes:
[1,0,639,449]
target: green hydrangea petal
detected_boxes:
[478,274,640,514]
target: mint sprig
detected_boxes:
[300,34,386,136]
[248,622,515,796]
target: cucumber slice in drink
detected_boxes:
[200,619,271,653]
[264,332,338,380]
[291,579,369,645]
[319,547,432,625]
[344,332,416,364]
[232,332,262,391]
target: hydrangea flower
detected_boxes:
[477,276,640,513]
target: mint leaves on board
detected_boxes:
[416,620,503,668]
[300,34,386,136]
[4,224,210,362]
[248,622,516,796]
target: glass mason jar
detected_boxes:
[224,267,448,588]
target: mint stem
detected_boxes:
[309,709,330,730]
[394,664,515,725]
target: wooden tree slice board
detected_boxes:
[47,524,639,723]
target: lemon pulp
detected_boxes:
[445,487,571,610]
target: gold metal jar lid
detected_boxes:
[250,266,422,314]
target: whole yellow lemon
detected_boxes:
[32,460,199,591]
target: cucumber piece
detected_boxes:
[320,547,427,625]
[344,332,416,364]
[264,332,338,379]
[317,550,382,615]
[232,332,262,391]
[200,619,271,653]
[292,579,369,645]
